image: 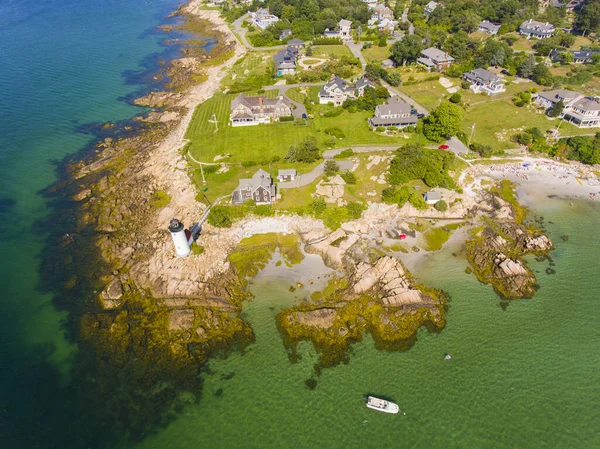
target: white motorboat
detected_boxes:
[366,396,399,414]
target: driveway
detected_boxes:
[344,40,367,69]
[381,80,429,116]
[231,13,285,51]
[278,159,354,189]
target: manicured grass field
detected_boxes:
[285,87,308,103]
[462,99,591,150]
[362,44,392,62]
[186,93,418,163]
[398,80,446,110]
[312,45,354,59]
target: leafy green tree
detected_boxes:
[532,63,554,86]
[285,137,321,163]
[449,93,461,104]
[434,200,448,212]
[390,35,423,65]
[576,1,600,35]
[517,55,536,78]
[340,170,357,184]
[423,102,463,142]
[548,100,564,118]
[324,160,340,176]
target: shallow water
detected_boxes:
[132,199,600,449]
[1,1,600,448]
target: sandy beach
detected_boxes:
[465,157,600,202]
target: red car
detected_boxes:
[438,144,449,150]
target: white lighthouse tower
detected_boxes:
[168,218,192,257]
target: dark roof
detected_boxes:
[370,116,417,126]
[231,94,291,112]
[421,47,454,63]
[463,68,501,84]
[478,20,500,32]
[376,97,412,116]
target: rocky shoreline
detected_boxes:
[46,5,560,431]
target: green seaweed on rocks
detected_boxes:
[229,233,304,279]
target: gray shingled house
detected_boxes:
[232,169,276,205]
[230,94,292,126]
[369,96,418,129]
[462,68,506,95]
[417,47,455,72]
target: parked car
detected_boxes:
[302,113,307,120]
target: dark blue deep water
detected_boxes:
[0,1,188,447]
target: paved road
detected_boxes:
[381,80,429,116]
[231,13,285,51]
[401,7,415,35]
[264,83,323,118]
[344,40,367,69]
[278,159,354,189]
[322,146,399,159]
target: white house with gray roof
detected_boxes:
[424,1,439,15]
[463,68,506,95]
[519,19,556,39]
[277,169,297,182]
[232,169,276,205]
[417,47,455,72]
[369,96,418,129]
[319,75,375,106]
[536,89,600,128]
[478,20,501,35]
[251,8,279,30]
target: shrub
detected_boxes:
[324,160,340,176]
[434,200,448,212]
[285,137,321,163]
[150,190,171,209]
[190,244,205,255]
[340,170,357,184]
[241,160,258,167]
[324,126,346,138]
[405,126,415,133]
[449,93,462,104]
[323,107,344,117]
[461,81,470,89]
[279,115,294,122]
[375,126,385,132]
[346,201,366,220]
[308,198,327,217]
[409,192,427,210]
[334,149,355,159]
[207,206,233,228]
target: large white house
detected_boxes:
[318,75,376,106]
[251,8,279,30]
[324,19,353,40]
[536,89,600,128]
[519,19,555,38]
[462,68,506,95]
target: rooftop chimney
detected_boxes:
[259,97,263,108]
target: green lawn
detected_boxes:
[463,99,591,150]
[398,80,446,110]
[186,93,418,163]
[285,87,308,103]
[312,45,354,59]
[362,44,391,63]
[221,51,275,89]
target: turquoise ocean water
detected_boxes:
[1,1,599,448]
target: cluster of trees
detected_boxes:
[243,0,371,44]
[512,129,600,164]
[423,102,463,142]
[342,85,390,112]
[382,185,429,209]
[364,62,402,86]
[387,143,458,189]
[285,136,321,163]
[409,0,560,34]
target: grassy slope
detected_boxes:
[362,44,392,62]
[185,93,418,163]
